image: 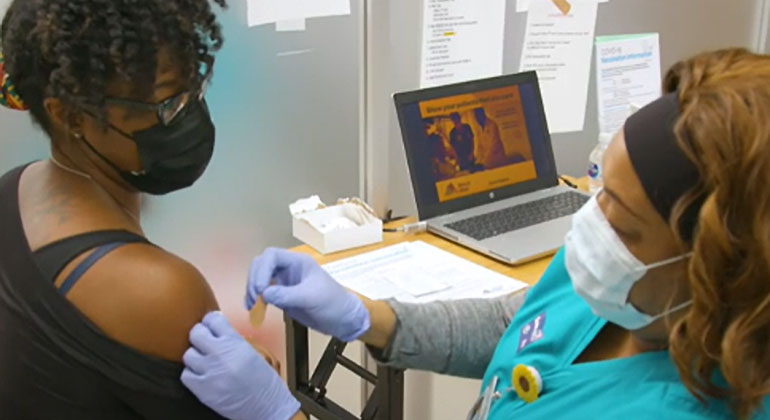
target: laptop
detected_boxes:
[394,71,590,265]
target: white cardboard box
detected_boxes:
[292,202,383,255]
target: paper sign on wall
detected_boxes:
[248,0,350,27]
[420,0,507,88]
[595,33,661,135]
[0,0,10,20]
[519,0,599,134]
[516,0,607,13]
[276,19,307,32]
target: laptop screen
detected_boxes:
[395,73,558,220]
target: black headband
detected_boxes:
[624,93,702,241]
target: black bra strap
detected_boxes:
[58,242,128,295]
[33,230,149,283]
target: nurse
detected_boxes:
[182,48,770,420]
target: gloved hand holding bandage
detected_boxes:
[245,248,371,342]
[181,312,300,420]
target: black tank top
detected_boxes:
[0,164,225,419]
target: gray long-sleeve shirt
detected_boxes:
[367,290,529,379]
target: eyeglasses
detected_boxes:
[104,70,211,126]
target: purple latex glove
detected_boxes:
[181,312,300,420]
[245,248,370,342]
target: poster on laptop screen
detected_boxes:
[417,86,538,202]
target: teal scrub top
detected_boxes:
[481,248,770,419]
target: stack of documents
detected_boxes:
[323,241,528,303]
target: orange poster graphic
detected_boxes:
[418,86,537,202]
[552,0,571,15]
[436,161,537,202]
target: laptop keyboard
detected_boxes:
[445,191,590,241]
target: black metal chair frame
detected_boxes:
[285,316,404,420]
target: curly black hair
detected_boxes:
[0,0,227,133]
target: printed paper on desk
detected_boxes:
[595,33,661,135]
[519,0,599,134]
[248,0,350,27]
[420,0,507,88]
[322,241,529,303]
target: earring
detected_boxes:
[72,132,83,139]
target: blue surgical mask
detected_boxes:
[565,194,692,330]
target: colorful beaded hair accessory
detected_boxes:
[0,51,28,111]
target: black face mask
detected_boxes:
[82,99,216,195]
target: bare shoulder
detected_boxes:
[62,242,219,361]
[18,162,141,250]
[18,162,219,361]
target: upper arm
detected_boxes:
[500,289,529,327]
[375,297,520,378]
[62,243,219,361]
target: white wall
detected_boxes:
[759,0,770,53]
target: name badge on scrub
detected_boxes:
[518,312,546,352]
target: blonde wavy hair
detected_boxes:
[667,48,770,419]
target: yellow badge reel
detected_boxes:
[512,364,543,403]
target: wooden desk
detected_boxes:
[286,177,586,419]
[291,176,587,286]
